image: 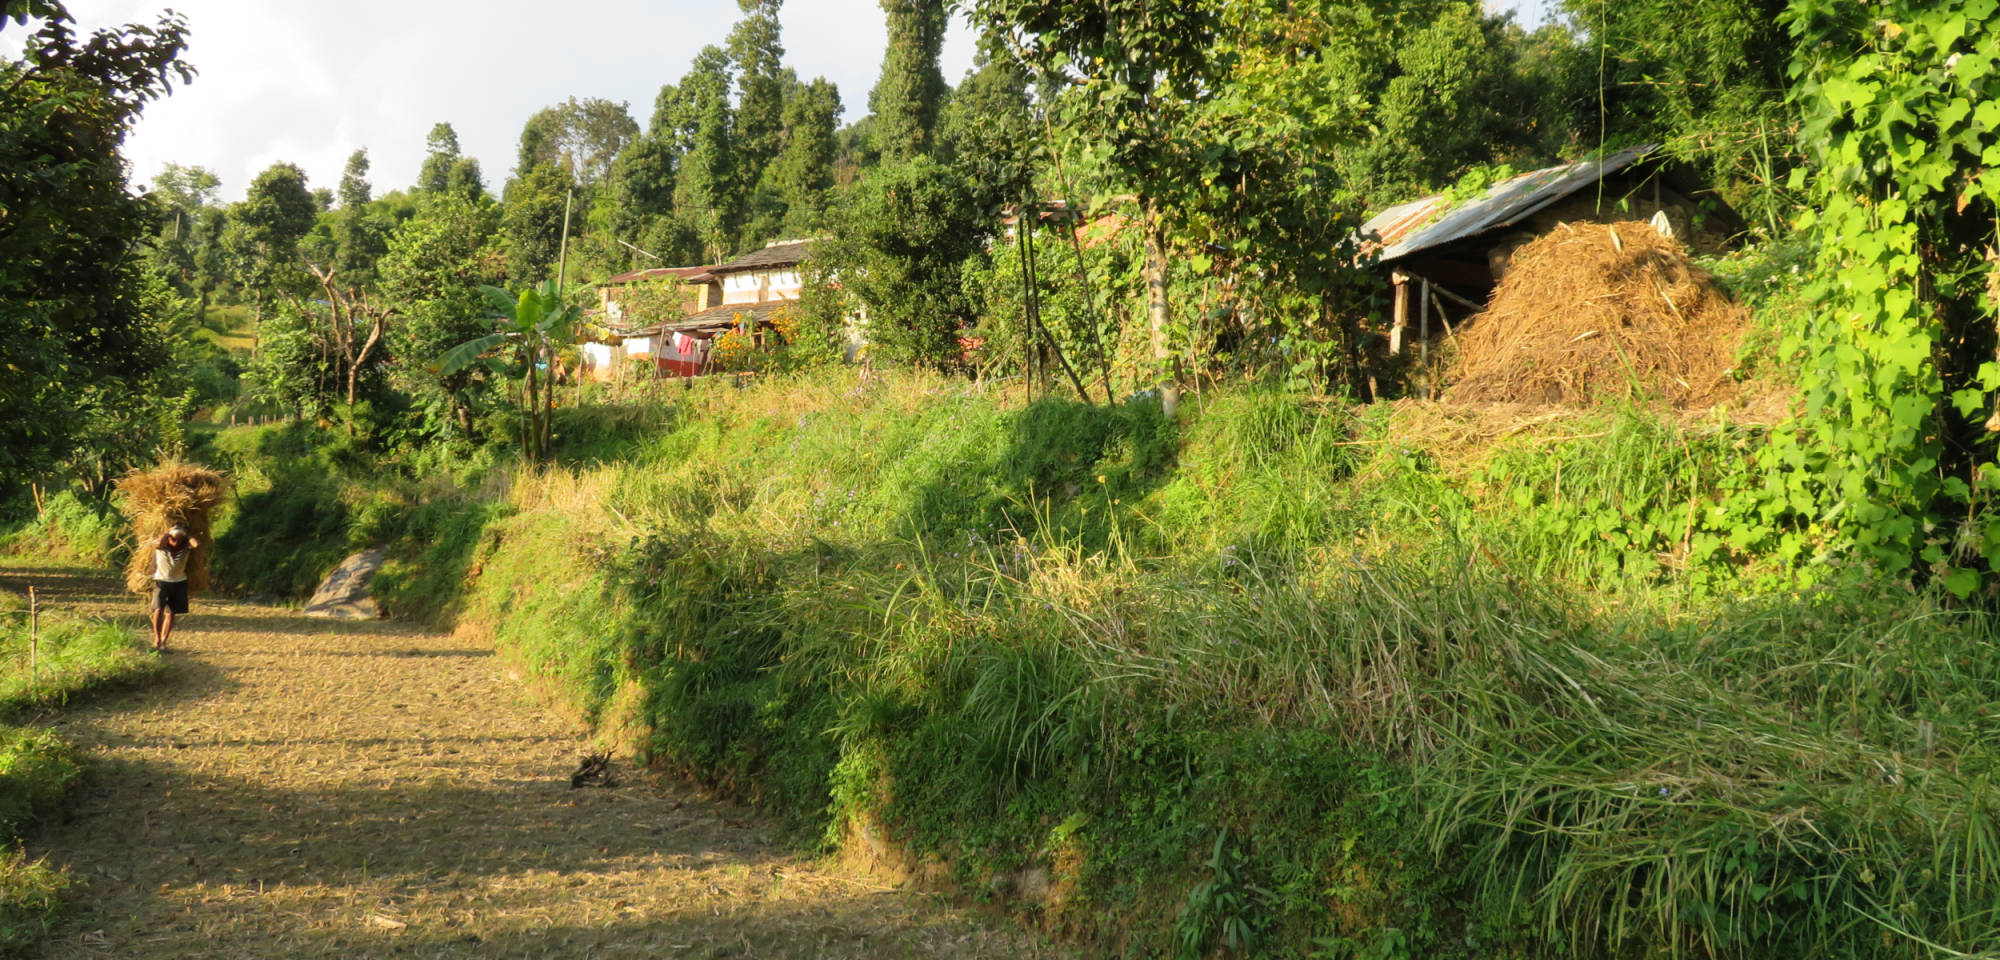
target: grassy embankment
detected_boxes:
[0,581,160,954]
[177,360,2000,959]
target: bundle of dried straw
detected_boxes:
[1445,221,1745,408]
[116,463,230,596]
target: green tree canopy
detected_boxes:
[517,97,640,186]
[0,0,192,486]
[501,161,575,282]
[227,162,318,301]
[819,155,987,365]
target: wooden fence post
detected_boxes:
[27,585,38,689]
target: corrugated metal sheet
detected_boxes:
[614,300,789,339]
[710,240,813,275]
[1360,144,1658,264]
[601,265,715,285]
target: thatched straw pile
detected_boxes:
[116,463,229,596]
[1445,221,1745,408]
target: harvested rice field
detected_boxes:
[3,566,1070,960]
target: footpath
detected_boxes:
[4,566,1069,960]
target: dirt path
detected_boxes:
[3,566,1070,960]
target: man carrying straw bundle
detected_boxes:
[150,524,200,652]
[117,463,227,652]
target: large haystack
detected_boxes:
[1445,221,1745,407]
[116,463,229,596]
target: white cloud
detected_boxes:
[9,0,976,201]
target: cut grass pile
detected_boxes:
[0,574,160,955]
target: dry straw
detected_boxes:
[116,462,230,596]
[1446,221,1746,408]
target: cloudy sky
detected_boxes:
[6,0,1555,203]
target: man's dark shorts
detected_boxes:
[152,579,189,615]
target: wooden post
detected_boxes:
[27,586,37,689]
[1419,277,1432,398]
[1389,269,1410,356]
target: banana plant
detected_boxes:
[435,279,580,463]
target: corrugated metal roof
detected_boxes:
[601,265,715,286]
[710,240,813,275]
[1360,144,1658,265]
[614,300,791,338]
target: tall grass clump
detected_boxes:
[429,368,1992,957]
[0,492,125,568]
[0,588,159,715]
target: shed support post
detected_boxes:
[1389,269,1410,356]
[1419,277,1432,398]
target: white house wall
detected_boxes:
[720,269,805,306]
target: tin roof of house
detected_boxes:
[1359,144,1658,265]
[709,240,813,275]
[614,300,792,338]
[600,265,715,286]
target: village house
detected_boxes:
[580,264,718,381]
[595,239,816,379]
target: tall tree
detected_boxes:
[869,0,949,162]
[380,193,499,438]
[653,47,734,155]
[818,156,987,365]
[416,122,462,193]
[337,148,372,208]
[501,161,575,281]
[772,77,842,234]
[332,149,388,281]
[728,0,787,187]
[516,97,640,186]
[671,47,741,260]
[148,163,222,295]
[446,155,485,201]
[228,162,318,303]
[600,132,683,268]
[0,0,191,488]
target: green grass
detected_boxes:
[0,492,126,569]
[0,848,65,957]
[198,367,2000,957]
[0,590,159,718]
[198,303,257,353]
[0,578,160,956]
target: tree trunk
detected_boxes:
[539,342,555,460]
[523,351,540,462]
[1142,197,1179,418]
